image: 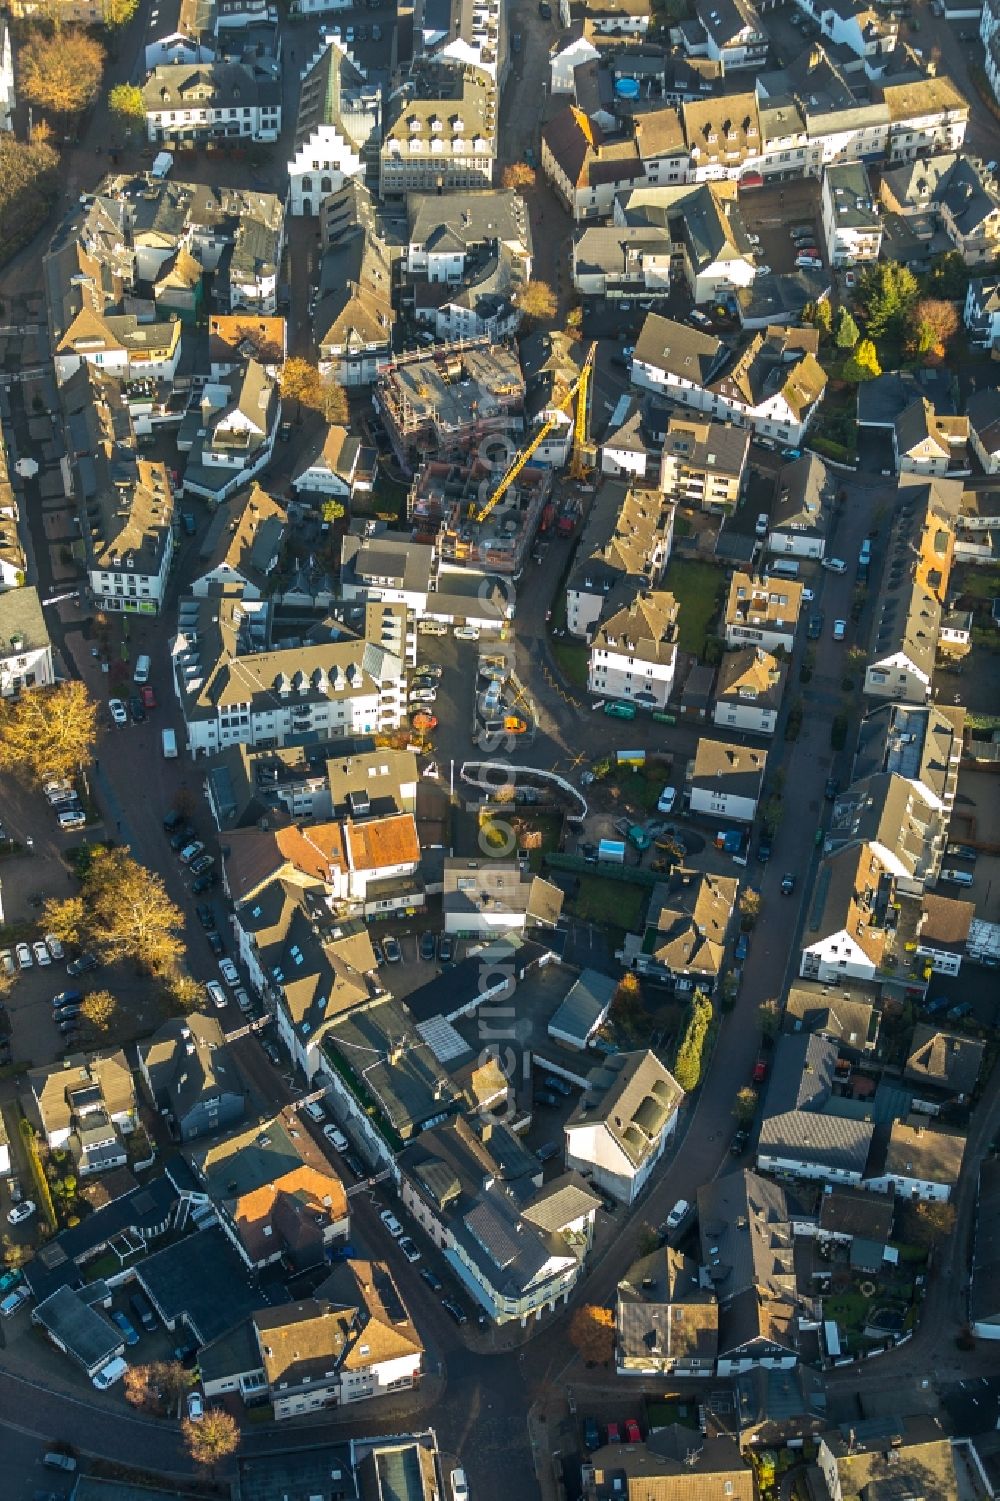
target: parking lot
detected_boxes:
[738,177,826,279]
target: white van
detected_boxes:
[766,559,800,579]
[133,654,151,685]
[150,151,174,179]
[161,728,177,759]
[92,1356,128,1390]
[940,868,974,887]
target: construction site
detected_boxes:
[373,340,526,476]
[408,457,554,574]
[387,338,598,574]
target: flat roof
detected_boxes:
[237,1442,358,1501]
[137,1226,260,1345]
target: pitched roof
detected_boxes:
[139,1013,243,1123]
[234,1163,349,1262]
[782,980,876,1053]
[691,738,766,799]
[821,1416,958,1501]
[905,1026,984,1096]
[591,590,679,667]
[714,645,786,710]
[345,813,420,872]
[759,1111,874,1174]
[818,1185,894,1242]
[726,571,804,635]
[641,869,738,979]
[634,312,727,385]
[804,842,892,969]
[881,1115,966,1186]
[565,1049,684,1169]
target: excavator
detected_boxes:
[474,341,597,524]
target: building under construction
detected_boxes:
[373,340,525,476]
[407,457,553,574]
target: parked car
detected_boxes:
[757,834,772,864]
[780,872,796,895]
[57,807,86,830]
[219,959,239,987]
[807,611,824,639]
[7,1200,36,1225]
[731,1128,749,1155]
[419,931,436,961]
[824,776,839,801]
[398,1235,421,1263]
[656,785,677,814]
[735,931,750,961]
[33,941,52,966]
[624,1419,642,1444]
[665,1198,690,1231]
[192,872,217,895]
[833,619,847,641]
[342,1152,366,1179]
[190,854,215,876]
[584,1418,601,1452]
[15,943,32,969]
[1,1285,31,1317]
[45,934,65,961]
[55,1002,83,1020]
[543,1075,573,1098]
[196,904,215,930]
[795,254,824,270]
[437,934,454,963]
[534,1091,560,1108]
[178,841,204,864]
[129,696,146,724]
[186,1391,204,1422]
[453,626,480,641]
[108,698,128,727]
[0,950,14,978]
[206,929,224,953]
[380,1209,404,1238]
[606,1423,622,1444]
[66,951,99,975]
[323,1124,349,1151]
[111,1310,140,1347]
[821,556,847,573]
[442,1298,468,1325]
[383,936,402,963]
[420,1266,444,1293]
[205,980,226,1009]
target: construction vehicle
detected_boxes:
[474,343,596,524]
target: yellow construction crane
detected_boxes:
[475,342,596,523]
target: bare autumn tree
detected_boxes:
[516,280,557,325]
[81,988,119,1036]
[18,28,106,118]
[0,681,98,783]
[568,1303,615,1364]
[501,162,536,189]
[182,1408,240,1472]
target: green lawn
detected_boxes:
[551,635,589,690]
[957,564,1000,601]
[824,1290,871,1332]
[570,875,648,931]
[663,559,722,658]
